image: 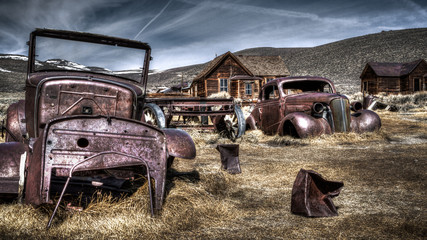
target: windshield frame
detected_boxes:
[279,78,336,95]
[27,28,151,85]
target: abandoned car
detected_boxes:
[0,29,196,227]
[246,76,381,137]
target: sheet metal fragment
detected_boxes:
[291,169,343,217]
[216,144,241,174]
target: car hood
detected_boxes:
[285,92,347,105]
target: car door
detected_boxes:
[259,84,281,134]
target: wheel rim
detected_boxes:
[143,108,157,126]
[224,114,239,141]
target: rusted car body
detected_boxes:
[0,29,196,226]
[246,77,381,137]
[144,97,245,141]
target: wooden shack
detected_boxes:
[189,51,289,101]
[360,59,427,94]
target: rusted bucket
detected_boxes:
[216,144,241,174]
[291,169,343,217]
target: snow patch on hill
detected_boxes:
[45,59,90,71]
[0,67,11,73]
[0,55,28,61]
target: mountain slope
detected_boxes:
[149,28,427,93]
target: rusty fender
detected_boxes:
[5,100,26,142]
[162,129,196,159]
[278,112,332,138]
[245,115,257,131]
[350,109,381,133]
[0,142,29,197]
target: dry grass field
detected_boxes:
[0,103,426,239]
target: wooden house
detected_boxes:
[360,59,427,95]
[189,51,289,101]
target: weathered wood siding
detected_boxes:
[378,77,400,93]
[230,80,239,98]
[407,61,427,93]
[361,66,378,94]
[237,80,261,100]
[204,56,250,96]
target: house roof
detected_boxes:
[192,51,289,83]
[229,75,263,81]
[193,51,251,82]
[363,59,425,77]
[236,55,290,76]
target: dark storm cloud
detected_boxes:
[0,0,426,70]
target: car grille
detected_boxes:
[330,98,350,132]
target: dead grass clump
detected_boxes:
[267,134,306,147]
[201,172,229,196]
[161,178,237,234]
[376,92,427,111]
[187,129,234,148]
[239,129,263,144]
[308,130,388,145]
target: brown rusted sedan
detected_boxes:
[246,77,381,137]
[0,29,196,227]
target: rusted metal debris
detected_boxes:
[216,144,241,174]
[291,169,344,217]
[363,94,398,112]
[246,76,381,138]
[0,28,197,229]
[145,97,246,141]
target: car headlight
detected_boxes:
[312,102,325,114]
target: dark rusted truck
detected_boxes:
[246,76,381,137]
[0,29,196,227]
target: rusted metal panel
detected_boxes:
[37,78,134,129]
[28,115,167,210]
[5,100,26,142]
[216,144,241,174]
[0,142,28,195]
[350,110,382,133]
[163,129,196,159]
[280,112,332,138]
[291,169,343,217]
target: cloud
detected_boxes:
[0,0,425,70]
[134,0,173,39]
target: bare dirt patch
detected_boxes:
[0,107,426,239]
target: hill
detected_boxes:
[148,28,427,94]
[1,28,426,94]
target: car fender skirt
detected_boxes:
[0,142,29,196]
[350,110,381,133]
[163,129,196,159]
[5,100,26,142]
[245,115,257,130]
[279,112,332,138]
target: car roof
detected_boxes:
[264,76,334,86]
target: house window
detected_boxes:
[245,83,252,95]
[220,78,228,92]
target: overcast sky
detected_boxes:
[0,0,426,70]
